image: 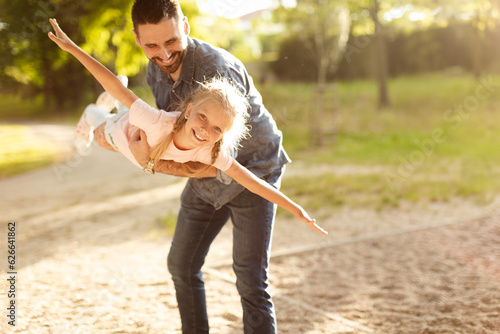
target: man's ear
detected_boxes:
[182,16,190,36]
[132,29,142,47]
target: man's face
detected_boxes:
[134,17,189,78]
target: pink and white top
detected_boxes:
[109,98,233,171]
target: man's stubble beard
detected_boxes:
[152,49,187,75]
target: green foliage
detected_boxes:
[0,0,265,111]
[272,0,500,82]
[80,0,146,77]
[1,0,99,109]
[272,0,350,83]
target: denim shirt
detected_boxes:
[147,37,290,209]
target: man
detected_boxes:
[96,1,289,332]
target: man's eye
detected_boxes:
[200,114,207,120]
[214,127,222,133]
[165,38,177,45]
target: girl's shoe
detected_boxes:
[74,103,111,149]
[74,75,128,150]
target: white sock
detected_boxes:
[84,104,112,129]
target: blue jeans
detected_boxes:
[167,169,283,334]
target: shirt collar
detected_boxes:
[177,37,195,84]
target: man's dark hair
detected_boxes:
[132,0,182,34]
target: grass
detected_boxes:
[0,94,46,119]
[259,72,500,209]
[3,72,500,209]
[154,211,178,235]
[0,86,155,178]
[0,124,65,178]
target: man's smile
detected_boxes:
[155,53,177,66]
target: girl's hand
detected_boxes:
[47,18,78,52]
[296,208,328,235]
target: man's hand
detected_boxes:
[93,123,118,151]
[129,128,218,177]
[129,129,152,168]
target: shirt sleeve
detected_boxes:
[129,98,172,133]
[212,150,234,172]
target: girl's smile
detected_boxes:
[193,129,207,142]
[174,102,232,150]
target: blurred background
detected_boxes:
[2,0,500,209]
[3,3,500,333]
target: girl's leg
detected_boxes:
[75,75,127,149]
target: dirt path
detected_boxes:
[1,124,500,333]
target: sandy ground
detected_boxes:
[1,124,500,334]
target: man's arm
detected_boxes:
[129,129,217,178]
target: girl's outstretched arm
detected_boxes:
[47,18,136,110]
[225,161,328,235]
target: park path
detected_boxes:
[1,123,499,333]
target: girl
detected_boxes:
[48,18,327,235]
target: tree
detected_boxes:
[0,0,255,113]
[79,0,143,78]
[275,0,350,145]
[0,0,137,110]
[366,0,500,78]
[410,0,500,77]
[371,0,390,107]
[347,0,397,108]
[0,0,84,108]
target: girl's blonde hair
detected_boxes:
[150,77,250,176]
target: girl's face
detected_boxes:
[175,102,232,150]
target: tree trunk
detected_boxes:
[41,44,52,111]
[372,0,390,108]
[311,57,329,146]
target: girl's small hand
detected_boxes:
[306,219,328,235]
[47,18,77,52]
[296,208,328,235]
